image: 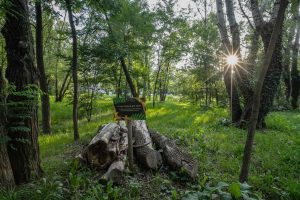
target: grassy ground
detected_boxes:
[0,97,299,200]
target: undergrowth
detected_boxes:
[0,97,299,200]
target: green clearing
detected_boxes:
[1,97,299,200]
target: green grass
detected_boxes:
[1,98,299,199]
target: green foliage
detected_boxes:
[1,99,299,199]
[182,182,261,200]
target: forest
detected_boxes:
[0,0,299,199]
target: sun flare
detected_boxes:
[226,55,238,66]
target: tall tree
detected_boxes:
[291,7,300,109]
[35,0,51,134]
[246,0,287,128]
[2,0,42,184]
[240,0,289,182]
[282,15,296,103]
[216,0,242,122]
[0,65,15,188]
[65,0,79,141]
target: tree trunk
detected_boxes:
[2,0,43,185]
[0,66,15,188]
[216,0,242,123]
[256,23,284,128]
[35,0,51,134]
[54,13,67,102]
[240,0,288,182]
[66,0,79,141]
[153,48,162,107]
[56,70,70,102]
[291,11,300,109]
[119,57,138,97]
[282,19,296,103]
[240,0,287,128]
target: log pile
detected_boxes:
[77,120,198,184]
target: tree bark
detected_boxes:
[35,0,51,134]
[66,0,79,141]
[153,48,162,107]
[2,0,43,185]
[282,18,296,103]
[239,0,289,182]
[0,66,15,188]
[291,11,300,109]
[57,70,71,102]
[216,0,242,123]
[242,0,287,128]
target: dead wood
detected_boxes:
[149,129,198,179]
[132,120,162,170]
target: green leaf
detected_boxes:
[240,182,251,190]
[216,181,229,189]
[229,182,242,199]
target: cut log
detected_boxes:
[149,130,198,179]
[83,123,120,169]
[101,160,125,184]
[101,130,128,184]
[132,120,162,170]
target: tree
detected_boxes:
[245,0,287,128]
[0,64,15,188]
[216,0,242,122]
[65,0,79,141]
[2,0,43,184]
[291,5,300,109]
[35,0,52,134]
[239,0,289,182]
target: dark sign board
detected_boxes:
[113,97,146,120]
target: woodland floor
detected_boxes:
[0,96,299,200]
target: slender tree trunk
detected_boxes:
[0,66,15,188]
[291,11,300,109]
[282,19,296,103]
[216,0,242,123]
[117,65,122,97]
[153,48,162,107]
[240,0,288,182]
[35,0,51,134]
[66,0,79,141]
[2,0,43,184]
[119,57,138,97]
[57,70,70,102]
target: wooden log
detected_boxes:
[101,126,128,184]
[132,120,162,170]
[101,160,125,184]
[84,123,120,169]
[149,129,198,179]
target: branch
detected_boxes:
[237,0,255,30]
[250,0,265,30]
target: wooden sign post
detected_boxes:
[113,97,146,170]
